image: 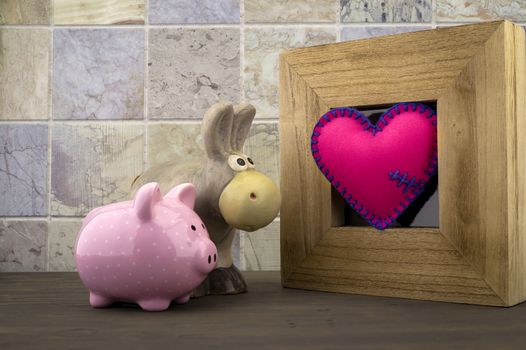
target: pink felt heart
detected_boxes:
[311,103,437,230]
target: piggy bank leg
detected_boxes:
[137,298,171,312]
[174,293,191,304]
[89,292,113,308]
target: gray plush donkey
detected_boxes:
[131,101,281,296]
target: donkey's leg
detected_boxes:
[192,229,247,296]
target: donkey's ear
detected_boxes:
[202,102,234,160]
[230,103,256,152]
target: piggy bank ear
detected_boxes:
[134,182,163,221]
[165,183,196,209]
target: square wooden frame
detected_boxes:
[279,21,526,306]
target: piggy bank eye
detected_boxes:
[201,223,205,229]
[191,225,196,231]
[228,154,248,172]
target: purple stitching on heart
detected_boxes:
[310,102,438,231]
[388,170,425,194]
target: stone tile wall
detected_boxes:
[0,0,522,271]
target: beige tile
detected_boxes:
[53,0,144,25]
[437,0,526,22]
[147,121,279,185]
[0,220,48,272]
[245,0,336,23]
[48,219,81,272]
[0,29,50,120]
[148,123,204,168]
[51,123,144,216]
[0,0,50,24]
[240,220,280,271]
[244,122,279,186]
[244,28,335,119]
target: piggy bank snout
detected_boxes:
[196,240,217,274]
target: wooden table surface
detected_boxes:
[1,272,526,350]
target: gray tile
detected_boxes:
[0,220,47,272]
[437,0,526,22]
[245,0,336,23]
[0,29,50,120]
[0,0,50,24]
[148,28,240,119]
[244,28,335,119]
[340,26,431,41]
[51,123,144,216]
[48,220,81,272]
[0,125,48,216]
[341,0,432,23]
[149,0,239,24]
[53,29,144,120]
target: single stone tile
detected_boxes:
[0,220,47,272]
[147,123,203,167]
[0,125,48,216]
[240,220,280,271]
[245,0,336,23]
[149,0,239,24]
[0,0,50,24]
[53,0,144,25]
[148,121,278,185]
[244,122,279,186]
[244,28,335,119]
[341,0,432,23]
[51,123,144,216]
[53,29,144,120]
[0,29,50,120]
[148,28,240,120]
[437,0,526,22]
[48,219,81,271]
[340,26,431,41]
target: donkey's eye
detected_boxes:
[247,157,254,166]
[228,154,248,172]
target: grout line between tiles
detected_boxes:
[144,0,150,171]
[240,0,245,104]
[335,0,341,41]
[432,0,437,28]
[46,1,54,272]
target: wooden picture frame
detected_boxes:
[279,21,526,306]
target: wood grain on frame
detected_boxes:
[280,21,526,306]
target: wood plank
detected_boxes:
[2,272,526,349]
[506,22,526,305]
[281,21,502,108]
[279,55,332,281]
[283,228,505,306]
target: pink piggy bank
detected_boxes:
[75,182,217,311]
